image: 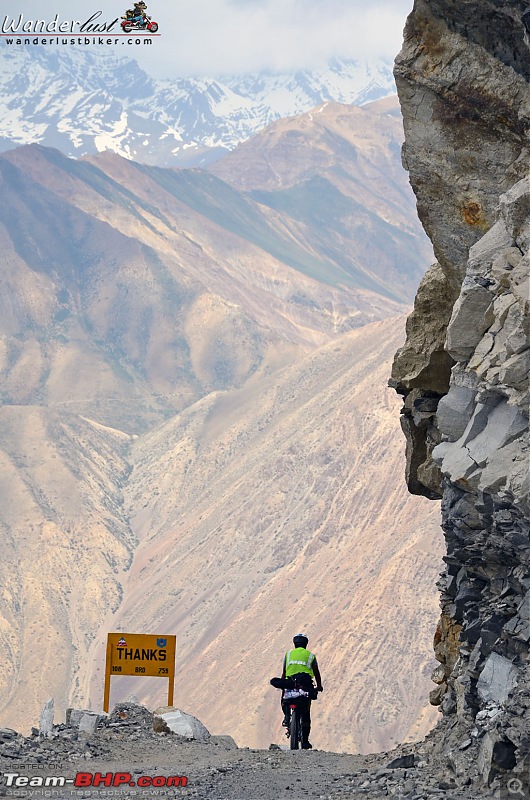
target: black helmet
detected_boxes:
[293,633,308,648]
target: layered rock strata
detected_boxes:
[391,0,530,789]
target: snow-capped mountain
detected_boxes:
[0,47,395,166]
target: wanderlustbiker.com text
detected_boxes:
[2,37,154,46]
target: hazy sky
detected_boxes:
[3,0,415,77]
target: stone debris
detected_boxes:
[387,753,416,769]
[66,708,106,733]
[0,702,499,799]
[39,698,54,738]
[78,714,102,736]
[152,706,210,741]
[108,701,154,727]
[476,653,519,706]
[210,734,239,749]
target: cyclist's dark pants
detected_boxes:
[282,697,311,739]
[281,673,314,740]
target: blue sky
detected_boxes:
[1,0,415,77]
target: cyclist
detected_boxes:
[281,633,323,749]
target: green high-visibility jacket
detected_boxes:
[284,647,315,678]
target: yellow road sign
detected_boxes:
[104,632,176,712]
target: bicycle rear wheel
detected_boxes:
[289,706,300,749]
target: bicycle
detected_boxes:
[270,675,318,749]
[286,694,307,749]
[283,679,313,749]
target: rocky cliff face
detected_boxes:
[390,0,530,789]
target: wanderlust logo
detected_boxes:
[2,12,123,34]
[1,2,160,42]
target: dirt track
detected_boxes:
[0,715,491,800]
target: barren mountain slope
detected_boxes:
[0,408,134,723]
[0,140,407,434]
[211,97,406,198]
[210,98,432,301]
[0,108,437,748]
[86,317,444,755]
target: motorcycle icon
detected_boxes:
[121,15,158,32]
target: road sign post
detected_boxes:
[103,632,176,713]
